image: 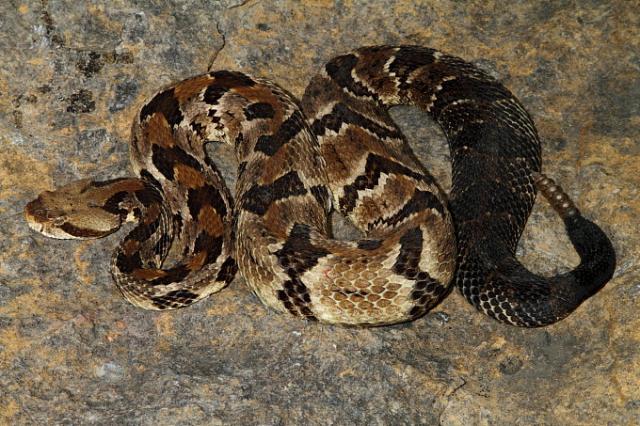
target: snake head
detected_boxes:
[24,178,123,239]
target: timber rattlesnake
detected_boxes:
[25,46,616,327]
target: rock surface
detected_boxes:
[1,1,638,424]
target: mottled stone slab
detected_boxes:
[1,1,638,424]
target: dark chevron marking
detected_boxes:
[325,54,379,101]
[241,171,307,215]
[244,102,275,120]
[125,215,162,244]
[357,239,382,250]
[310,185,331,210]
[429,76,513,118]
[140,170,162,191]
[254,109,306,156]
[216,256,238,284]
[151,144,202,181]
[203,83,227,105]
[190,121,207,141]
[276,277,315,318]
[209,70,255,87]
[339,153,436,213]
[374,189,446,228]
[203,71,255,105]
[150,264,191,286]
[187,184,228,219]
[134,185,164,208]
[140,88,183,127]
[386,46,437,91]
[393,227,422,278]
[275,223,330,277]
[274,223,329,319]
[193,232,224,264]
[115,250,143,274]
[310,102,402,141]
[391,225,449,319]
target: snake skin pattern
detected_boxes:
[25,45,616,327]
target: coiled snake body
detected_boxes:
[25,46,615,327]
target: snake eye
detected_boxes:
[52,215,68,226]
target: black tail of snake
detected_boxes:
[25,45,616,327]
